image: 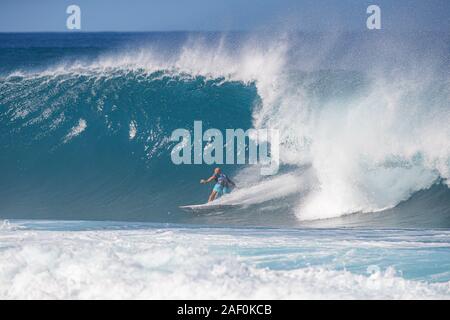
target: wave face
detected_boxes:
[0,32,449,227]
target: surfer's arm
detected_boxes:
[227,178,236,187]
[200,175,216,184]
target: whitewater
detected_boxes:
[0,32,449,299]
[1,220,450,299]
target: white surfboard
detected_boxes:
[179,203,240,214]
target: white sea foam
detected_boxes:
[216,169,314,206]
[63,118,87,143]
[0,226,449,299]
[129,120,137,140]
[0,220,23,231]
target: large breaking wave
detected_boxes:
[0,32,449,227]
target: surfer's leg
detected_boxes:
[208,191,218,202]
[209,184,222,202]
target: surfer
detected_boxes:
[200,168,236,202]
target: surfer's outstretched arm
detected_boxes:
[200,175,216,184]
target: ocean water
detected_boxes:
[1,220,449,299]
[0,32,449,299]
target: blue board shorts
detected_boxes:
[213,183,230,196]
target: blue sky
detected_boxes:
[0,0,449,32]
